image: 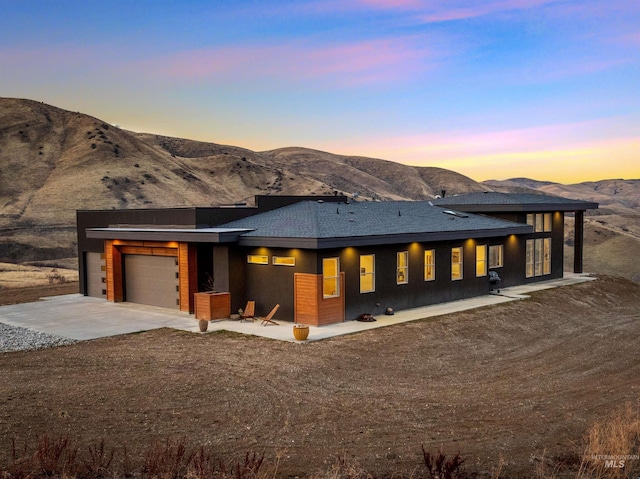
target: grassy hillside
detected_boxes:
[2,97,637,281]
[1,97,486,263]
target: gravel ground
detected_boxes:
[0,322,77,353]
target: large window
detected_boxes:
[535,239,543,276]
[476,245,487,277]
[527,213,552,233]
[397,251,408,284]
[489,245,503,268]
[526,240,534,278]
[451,247,463,280]
[526,238,551,278]
[323,258,340,298]
[360,254,375,293]
[543,238,551,274]
[424,249,435,281]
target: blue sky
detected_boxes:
[1,0,638,182]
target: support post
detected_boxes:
[574,210,584,274]
[178,243,197,313]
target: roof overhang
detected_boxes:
[237,225,533,249]
[439,202,599,213]
[86,227,253,243]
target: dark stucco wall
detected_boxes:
[487,211,565,284]
[231,247,318,321]
[318,238,522,321]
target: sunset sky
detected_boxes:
[1,0,638,183]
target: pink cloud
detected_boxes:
[418,0,561,23]
[144,36,439,87]
[357,0,424,9]
[612,32,640,46]
[329,117,638,160]
[347,0,564,21]
[323,118,639,182]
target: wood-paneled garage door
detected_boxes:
[124,254,179,309]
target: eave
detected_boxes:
[86,227,253,243]
[441,202,599,213]
[236,224,533,249]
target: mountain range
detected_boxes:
[1,97,638,280]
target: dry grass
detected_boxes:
[577,401,640,478]
[520,401,640,479]
[0,437,465,479]
[564,217,640,281]
[3,435,272,479]
[0,262,78,289]
[4,410,637,479]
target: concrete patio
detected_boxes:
[0,273,596,343]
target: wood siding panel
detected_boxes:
[294,272,344,326]
[120,246,154,256]
[294,273,320,325]
[143,241,177,248]
[317,272,345,326]
[112,244,123,302]
[178,243,197,313]
[194,292,231,320]
[105,240,114,301]
[152,247,178,257]
[119,240,145,247]
[105,240,123,302]
[118,246,178,256]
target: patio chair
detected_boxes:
[240,301,255,322]
[260,304,280,326]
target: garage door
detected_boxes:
[124,255,179,309]
[86,252,106,298]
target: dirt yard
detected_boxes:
[0,281,78,305]
[1,276,639,478]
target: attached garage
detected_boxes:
[124,254,179,309]
[85,252,106,298]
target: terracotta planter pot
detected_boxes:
[293,325,309,341]
[198,319,209,332]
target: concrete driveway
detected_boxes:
[0,294,200,340]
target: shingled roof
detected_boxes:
[222,200,532,249]
[432,192,598,213]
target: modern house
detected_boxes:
[77,193,597,326]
